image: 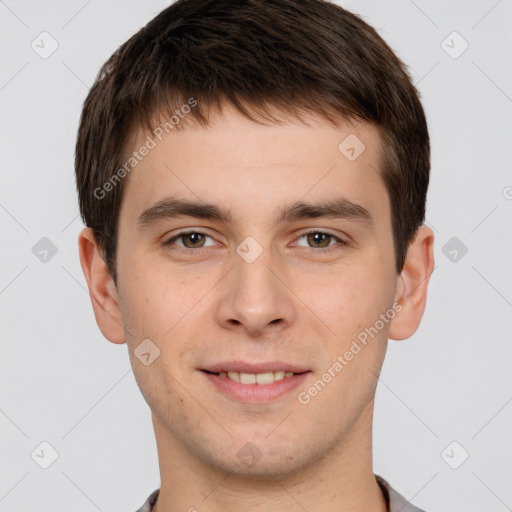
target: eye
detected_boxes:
[162,230,346,253]
[294,230,347,251]
[163,231,217,249]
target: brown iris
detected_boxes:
[181,233,206,248]
[306,232,331,248]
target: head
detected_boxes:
[77,0,434,480]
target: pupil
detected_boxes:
[186,233,203,247]
[309,232,329,247]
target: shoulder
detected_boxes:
[134,488,160,512]
[376,475,426,512]
[135,481,424,512]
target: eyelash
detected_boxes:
[163,229,347,254]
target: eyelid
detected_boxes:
[163,229,217,248]
[292,229,347,248]
[296,228,346,239]
[163,228,348,251]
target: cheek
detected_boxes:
[122,265,198,329]
[120,265,216,370]
[300,262,386,324]
[298,262,393,382]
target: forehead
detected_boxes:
[119,103,389,228]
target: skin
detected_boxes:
[79,102,434,512]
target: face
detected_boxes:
[85,103,425,479]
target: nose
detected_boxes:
[214,246,297,337]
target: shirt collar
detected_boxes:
[136,476,425,512]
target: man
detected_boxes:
[75,0,434,510]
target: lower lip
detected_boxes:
[201,371,311,403]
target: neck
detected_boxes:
[152,402,387,512]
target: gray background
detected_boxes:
[1,0,511,511]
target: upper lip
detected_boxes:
[201,361,310,374]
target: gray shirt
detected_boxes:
[134,475,425,511]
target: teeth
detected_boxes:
[256,372,274,385]
[217,370,296,384]
[240,372,257,384]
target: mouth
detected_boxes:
[200,361,312,403]
[202,369,304,385]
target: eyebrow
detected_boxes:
[137,196,374,228]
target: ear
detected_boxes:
[78,227,126,344]
[388,225,435,341]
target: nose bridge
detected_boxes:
[216,238,294,335]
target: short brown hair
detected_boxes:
[75,0,430,284]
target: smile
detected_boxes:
[201,369,311,403]
[206,370,297,384]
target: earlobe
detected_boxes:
[388,225,435,341]
[78,227,126,344]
